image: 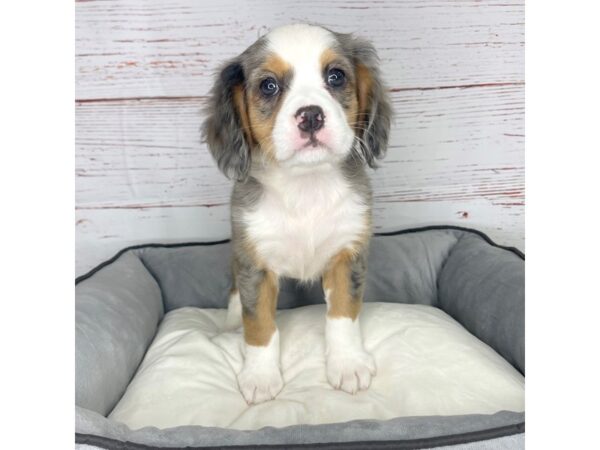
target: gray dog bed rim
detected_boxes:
[76,422,524,450]
[75,225,524,286]
[75,225,525,449]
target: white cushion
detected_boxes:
[109,303,524,430]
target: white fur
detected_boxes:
[244,164,369,281]
[326,316,376,394]
[324,288,332,310]
[266,24,355,166]
[224,290,243,331]
[237,329,283,404]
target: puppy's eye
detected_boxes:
[327,68,346,88]
[260,77,279,96]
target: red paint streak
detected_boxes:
[458,211,469,219]
[118,61,138,68]
[76,202,228,211]
[76,96,206,104]
[472,167,522,172]
[149,60,179,68]
[389,81,524,93]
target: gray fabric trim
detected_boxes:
[76,252,164,415]
[76,433,525,450]
[76,431,525,449]
[76,432,524,450]
[426,432,524,449]
[438,233,525,374]
[76,407,524,449]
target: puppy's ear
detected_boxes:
[349,37,392,168]
[202,59,254,181]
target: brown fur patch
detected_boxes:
[232,85,255,147]
[263,53,291,80]
[319,48,338,70]
[320,48,360,128]
[355,63,373,123]
[247,97,277,161]
[245,53,291,162]
[323,249,362,320]
[242,270,279,346]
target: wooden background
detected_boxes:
[75,0,525,276]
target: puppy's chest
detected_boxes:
[243,176,368,281]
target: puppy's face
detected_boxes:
[203,24,391,179]
[249,27,357,167]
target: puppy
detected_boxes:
[202,24,391,404]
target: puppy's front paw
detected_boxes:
[237,364,284,404]
[327,350,376,394]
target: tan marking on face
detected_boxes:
[323,249,362,320]
[246,53,291,163]
[242,270,279,346]
[247,96,277,161]
[355,63,373,128]
[319,48,338,70]
[264,53,292,80]
[320,48,359,128]
[232,84,255,147]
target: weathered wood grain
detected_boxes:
[76,84,523,208]
[76,0,524,100]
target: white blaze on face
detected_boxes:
[266,24,355,167]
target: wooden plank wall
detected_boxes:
[75,0,525,276]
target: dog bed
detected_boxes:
[75,226,525,449]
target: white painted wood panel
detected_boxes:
[75,0,524,276]
[76,85,523,208]
[76,0,524,99]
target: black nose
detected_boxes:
[296,105,325,133]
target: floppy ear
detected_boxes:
[350,37,392,168]
[201,59,254,181]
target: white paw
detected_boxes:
[237,364,284,404]
[326,350,376,394]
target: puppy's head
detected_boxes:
[202,24,391,180]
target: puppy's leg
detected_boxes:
[323,249,376,394]
[237,265,283,404]
[224,289,243,331]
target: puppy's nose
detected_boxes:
[296,105,325,133]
